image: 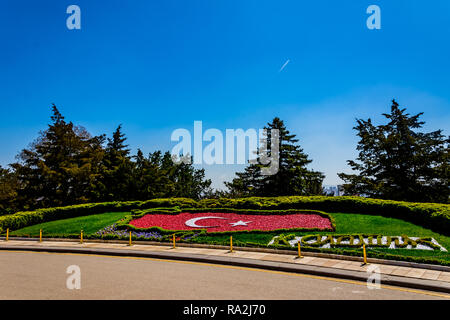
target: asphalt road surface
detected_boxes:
[0,251,448,300]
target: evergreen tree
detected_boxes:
[130,150,170,200]
[338,99,449,203]
[224,163,264,197]
[1,105,222,211]
[157,152,211,199]
[0,165,19,215]
[170,155,212,199]
[226,117,325,196]
[130,149,149,199]
[128,151,212,200]
[11,104,105,208]
[100,125,133,201]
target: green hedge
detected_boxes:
[1,196,449,236]
[0,201,142,233]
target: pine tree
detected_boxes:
[11,104,105,208]
[129,150,211,200]
[225,164,263,197]
[226,117,325,196]
[0,165,19,215]
[338,99,449,203]
[130,150,168,200]
[4,104,215,210]
[100,125,133,201]
[160,152,212,199]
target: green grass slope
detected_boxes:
[10,212,129,237]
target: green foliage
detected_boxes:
[338,99,449,203]
[11,104,106,209]
[225,117,325,197]
[99,125,134,201]
[0,197,201,233]
[1,103,448,216]
[0,201,141,233]
[137,197,201,209]
[0,166,19,215]
[10,211,130,236]
[130,151,212,200]
[2,105,212,212]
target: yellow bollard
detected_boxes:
[173,234,176,249]
[6,228,9,241]
[80,230,83,244]
[129,231,132,246]
[39,229,42,243]
[230,236,233,253]
[363,244,368,265]
[297,241,303,258]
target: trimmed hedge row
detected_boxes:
[0,201,142,233]
[1,196,449,235]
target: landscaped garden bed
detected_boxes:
[126,208,334,233]
[2,196,450,266]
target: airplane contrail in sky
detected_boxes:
[279,59,290,72]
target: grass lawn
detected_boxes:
[9,211,450,264]
[10,212,130,236]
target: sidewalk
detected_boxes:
[1,239,450,295]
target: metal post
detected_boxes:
[298,241,303,258]
[173,234,176,249]
[363,244,368,265]
[6,228,9,241]
[129,231,132,246]
[80,230,83,244]
[39,229,42,243]
[230,236,233,253]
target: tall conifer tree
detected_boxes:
[101,125,133,200]
[12,104,105,208]
[338,99,449,203]
[226,117,325,196]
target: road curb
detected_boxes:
[1,244,449,295]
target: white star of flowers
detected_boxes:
[229,220,252,227]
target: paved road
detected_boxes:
[0,251,448,300]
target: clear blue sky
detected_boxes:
[1,0,449,189]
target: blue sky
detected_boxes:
[1,0,449,189]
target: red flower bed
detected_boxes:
[130,212,332,233]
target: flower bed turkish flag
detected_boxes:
[130,212,332,233]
